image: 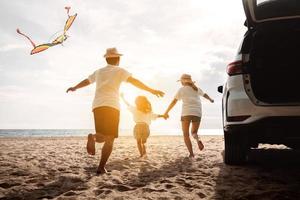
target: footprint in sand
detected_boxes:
[25,178,38,184]
[142,188,167,193]
[176,178,193,189]
[160,179,172,184]
[64,191,77,196]
[174,196,183,200]
[114,184,133,192]
[197,192,207,199]
[10,170,29,176]
[129,182,145,188]
[196,157,203,161]
[204,181,213,186]
[57,167,66,172]
[0,182,21,189]
[94,189,105,195]
[104,190,112,195]
[185,176,195,180]
[164,184,175,189]
[183,182,193,188]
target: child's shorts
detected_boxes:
[134,123,150,142]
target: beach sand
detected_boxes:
[1,135,300,200]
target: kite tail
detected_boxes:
[16,28,36,48]
[65,6,71,17]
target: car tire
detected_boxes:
[224,130,248,165]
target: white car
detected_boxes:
[218,0,300,164]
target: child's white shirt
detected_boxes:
[127,105,158,125]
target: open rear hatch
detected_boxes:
[243,0,300,104]
[243,0,300,28]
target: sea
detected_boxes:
[0,129,223,137]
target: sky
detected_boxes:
[0,0,247,132]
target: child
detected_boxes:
[164,74,214,158]
[121,94,165,157]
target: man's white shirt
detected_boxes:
[88,64,131,110]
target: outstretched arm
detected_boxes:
[203,93,214,103]
[127,76,164,97]
[164,99,178,118]
[66,79,90,93]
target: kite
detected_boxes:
[16,6,77,55]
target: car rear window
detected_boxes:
[254,0,300,20]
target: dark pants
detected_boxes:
[93,106,120,138]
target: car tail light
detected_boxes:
[227,115,251,122]
[227,60,244,76]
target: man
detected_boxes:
[66,47,164,174]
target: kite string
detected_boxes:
[16,28,36,48]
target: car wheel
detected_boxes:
[224,130,248,165]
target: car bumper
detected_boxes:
[225,116,300,144]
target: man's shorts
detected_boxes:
[181,115,201,122]
[134,123,150,142]
[93,106,120,138]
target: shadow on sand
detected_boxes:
[90,156,197,193]
[214,148,300,200]
[1,175,88,200]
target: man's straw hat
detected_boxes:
[104,47,123,58]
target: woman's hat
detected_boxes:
[104,47,123,58]
[178,74,194,84]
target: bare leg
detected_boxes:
[136,138,143,157]
[142,139,147,157]
[97,137,115,174]
[87,133,96,155]
[94,133,106,143]
[182,121,194,157]
[191,121,204,151]
[87,133,106,155]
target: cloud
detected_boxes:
[0,0,247,130]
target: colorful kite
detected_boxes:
[17,6,77,55]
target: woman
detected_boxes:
[164,74,214,158]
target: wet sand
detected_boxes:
[1,136,300,200]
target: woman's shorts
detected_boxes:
[93,106,120,138]
[181,115,201,122]
[134,123,150,142]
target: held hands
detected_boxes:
[158,113,169,120]
[66,87,76,93]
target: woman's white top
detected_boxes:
[174,86,205,117]
[127,105,158,125]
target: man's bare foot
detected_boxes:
[142,154,148,159]
[197,140,204,151]
[189,153,195,158]
[87,133,95,155]
[96,167,108,175]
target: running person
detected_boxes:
[121,94,165,158]
[163,74,214,158]
[67,48,164,174]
